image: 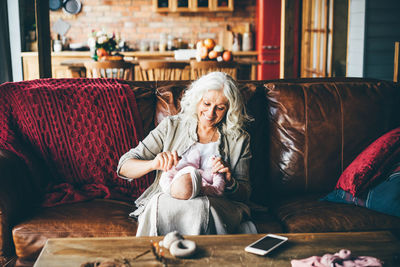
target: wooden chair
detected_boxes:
[84,60,133,80]
[136,60,189,81]
[190,60,238,80]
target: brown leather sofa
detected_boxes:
[1,78,400,266]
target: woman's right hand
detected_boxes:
[152,151,180,172]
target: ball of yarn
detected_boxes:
[169,239,197,258]
[160,230,183,249]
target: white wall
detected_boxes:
[7,0,23,81]
[346,0,366,77]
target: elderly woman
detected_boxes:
[117,71,256,236]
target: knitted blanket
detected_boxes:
[0,78,153,207]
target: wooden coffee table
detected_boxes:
[34,231,400,266]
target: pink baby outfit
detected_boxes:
[159,142,225,198]
[291,249,382,267]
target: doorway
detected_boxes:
[300,0,348,77]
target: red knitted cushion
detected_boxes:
[335,127,400,196]
[0,78,153,206]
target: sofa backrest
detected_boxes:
[124,78,400,205]
[264,78,400,201]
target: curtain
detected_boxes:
[0,0,12,83]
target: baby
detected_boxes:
[159,145,225,199]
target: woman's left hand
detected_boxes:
[211,157,233,186]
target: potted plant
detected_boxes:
[87,30,117,61]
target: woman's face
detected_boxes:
[197,90,229,128]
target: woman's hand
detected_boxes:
[152,151,180,172]
[211,157,233,187]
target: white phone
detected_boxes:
[244,234,288,256]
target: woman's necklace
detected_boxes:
[198,126,218,143]
[209,127,217,143]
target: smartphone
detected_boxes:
[244,234,288,256]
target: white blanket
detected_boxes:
[135,192,257,236]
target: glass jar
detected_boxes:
[167,34,174,51]
[232,33,241,52]
[53,40,62,52]
[139,40,149,51]
[242,32,253,51]
[159,33,167,52]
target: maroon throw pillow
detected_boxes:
[335,127,400,196]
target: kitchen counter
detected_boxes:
[21,51,258,80]
[21,50,258,58]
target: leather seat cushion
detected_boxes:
[273,194,400,233]
[252,211,284,234]
[12,199,138,261]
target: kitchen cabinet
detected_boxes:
[213,0,233,11]
[153,0,171,12]
[194,0,211,11]
[22,52,91,80]
[22,52,73,80]
[153,0,233,12]
[22,55,39,81]
[175,0,191,11]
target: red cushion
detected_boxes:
[335,127,400,196]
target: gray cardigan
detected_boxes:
[117,115,252,218]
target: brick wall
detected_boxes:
[50,0,256,49]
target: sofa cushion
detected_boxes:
[335,127,400,196]
[273,194,400,233]
[251,211,283,234]
[12,199,138,261]
[322,163,400,217]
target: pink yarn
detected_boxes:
[291,249,382,267]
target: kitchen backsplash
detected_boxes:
[49,0,256,50]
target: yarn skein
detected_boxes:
[159,231,197,258]
[169,239,197,258]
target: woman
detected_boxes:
[117,71,256,236]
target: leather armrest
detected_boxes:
[0,149,39,260]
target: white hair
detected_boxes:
[179,71,251,138]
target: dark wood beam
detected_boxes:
[35,0,52,78]
[280,0,300,79]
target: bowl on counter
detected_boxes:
[68,43,89,51]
